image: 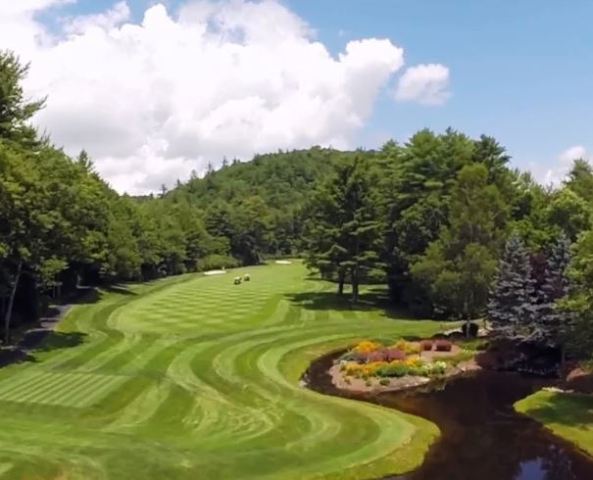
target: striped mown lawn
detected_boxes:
[0,261,441,480]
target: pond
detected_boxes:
[305,351,593,480]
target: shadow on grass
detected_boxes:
[36,331,87,352]
[522,393,593,430]
[57,286,101,305]
[0,348,36,368]
[56,284,136,307]
[103,284,137,296]
[285,288,418,320]
[19,330,87,352]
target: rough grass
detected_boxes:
[515,390,593,457]
[0,262,441,480]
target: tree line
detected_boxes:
[3,49,593,360]
[303,134,593,357]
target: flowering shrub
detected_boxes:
[435,339,453,352]
[353,340,381,354]
[404,355,424,368]
[423,360,447,377]
[341,339,453,380]
[364,351,386,363]
[392,340,421,355]
[343,360,388,378]
[384,348,406,362]
[433,361,447,374]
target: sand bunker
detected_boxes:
[275,260,292,265]
[204,270,227,276]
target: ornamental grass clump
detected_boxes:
[376,362,409,378]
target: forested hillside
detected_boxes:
[3,49,593,361]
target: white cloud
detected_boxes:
[558,145,588,164]
[542,145,590,186]
[63,1,131,34]
[0,0,424,194]
[394,63,451,106]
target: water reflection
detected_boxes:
[305,353,593,480]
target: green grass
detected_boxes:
[515,390,593,456]
[0,262,442,480]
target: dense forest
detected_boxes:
[2,50,593,360]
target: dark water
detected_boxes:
[305,352,593,480]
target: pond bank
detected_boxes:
[516,389,593,460]
[305,350,593,480]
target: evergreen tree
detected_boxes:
[304,157,382,302]
[563,229,593,357]
[487,234,535,337]
[565,159,593,203]
[411,164,507,319]
[0,50,45,144]
[532,234,572,353]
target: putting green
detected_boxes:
[0,262,441,480]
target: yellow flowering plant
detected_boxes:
[353,340,382,354]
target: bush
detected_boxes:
[431,361,447,375]
[199,254,240,271]
[383,348,406,362]
[392,340,420,355]
[379,378,390,386]
[435,339,453,352]
[377,362,409,378]
[353,340,382,354]
[363,350,385,363]
[461,322,479,338]
[420,340,433,351]
[340,351,359,362]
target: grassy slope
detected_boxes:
[515,390,593,456]
[0,262,441,480]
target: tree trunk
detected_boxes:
[337,271,345,295]
[352,267,359,303]
[3,261,22,344]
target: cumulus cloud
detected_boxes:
[0,0,425,194]
[542,145,590,186]
[394,63,451,106]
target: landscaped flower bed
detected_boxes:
[331,338,480,392]
[339,339,449,379]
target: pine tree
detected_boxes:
[411,164,506,319]
[0,51,45,144]
[304,157,383,302]
[488,234,535,337]
[532,234,572,353]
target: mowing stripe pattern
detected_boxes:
[0,262,440,480]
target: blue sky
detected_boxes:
[291,1,593,176]
[11,0,592,191]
